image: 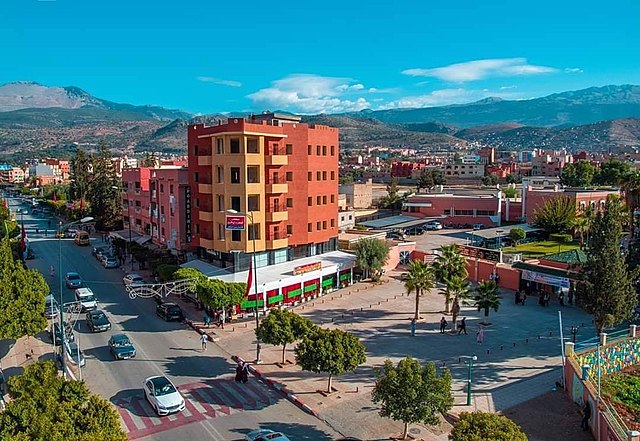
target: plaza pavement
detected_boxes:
[189,269,595,440]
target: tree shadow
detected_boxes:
[0,338,16,359]
[232,421,337,441]
[162,355,233,379]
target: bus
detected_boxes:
[74,231,90,246]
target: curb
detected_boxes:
[185,319,220,342]
[232,355,321,419]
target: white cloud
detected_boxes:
[197,76,242,87]
[402,58,557,82]
[381,88,522,109]
[500,85,517,90]
[248,74,371,113]
[564,67,584,74]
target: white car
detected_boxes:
[123,273,144,285]
[246,429,291,441]
[423,221,443,231]
[143,376,185,416]
[74,288,97,311]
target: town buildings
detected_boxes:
[338,178,373,209]
[531,149,573,177]
[187,113,339,272]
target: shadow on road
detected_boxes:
[232,421,337,441]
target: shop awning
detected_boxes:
[512,261,578,279]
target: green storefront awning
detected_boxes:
[287,288,302,299]
[241,300,265,309]
[322,278,334,287]
[304,283,317,293]
[267,294,284,305]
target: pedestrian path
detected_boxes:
[112,376,279,440]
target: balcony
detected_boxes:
[198,183,213,194]
[266,207,288,223]
[199,237,215,249]
[198,156,212,166]
[199,210,213,222]
[265,147,288,166]
[266,232,288,249]
[266,176,288,194]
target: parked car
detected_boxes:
[123,273,144,285]
[92,245,107,257]
[44,294,59,319]
[65,272,82,289]
[74,288,97,311]
[64,228,78,238]
[246,429,291,441]
[86,309,111,332]
[156,303,184,322]
[64,340,86,367]
[50,320,75,345]
[473,223,484,230]
[108,334,136,360]
[386,231,405,240]
[423,221,443,231]
[404,227,424,236]
[103,257,119,268]
[143,376,185,416]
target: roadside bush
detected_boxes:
[156,264,179,281]
[549,233,573,243]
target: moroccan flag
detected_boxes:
[52,192,57,201]
[79,199,84,211]
[2,199,6,209]
[245,258,253,297]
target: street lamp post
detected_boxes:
[128,203,133,271]
[57,216,94,379]
[227,209,261,363]
[465,355,478,406]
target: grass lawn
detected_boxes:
[502,240,581,258]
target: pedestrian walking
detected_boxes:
[458,317,467,335]
[220,308,226,330]
[521,292,527,305]
[544,292,550,307]
[49,265,55,278]
[515,290,521,304]
[559,292,565,307]
[410,318,417,337]
[568,286,575,305]
[241,362,249,383]
[235,361,243,382]
[581,400,591,431]
[200,333,207,351]
[439,316,448,333]
[476,325,484,344]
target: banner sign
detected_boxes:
[293,262,322,275]
[225,215,246,230]
[521,269,570,289]
[185,186,192,242]
[456,244,501,263]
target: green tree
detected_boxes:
[256,309,315,364]
[354,238,390,281]
[69,147,92,202]
[139,152,157,167]
[0,361,127,441]
[596,159,632,186]
[196,279,246,310]
[88,143,121,230]
[560,161,596,187]
[380,177,405,213]
[372,357,454,440]
[578,195,638,333]
[156,264,179,281]
[172,267,208,293]
[404,260,435,320]
[532,196,576,234]
[433,245,468,313]
[481,175,499,186]
[416,169,434,193]
[0,240,48,339]
[448,276,472,328]
[449,412,527,441]
[505,174,518,184]
[502,187,518,198]
[474,280,501,324]
[295,328,366,393]
[508,227,526,245]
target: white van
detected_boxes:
[74,288,97,311]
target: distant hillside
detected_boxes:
[349,85,640,128]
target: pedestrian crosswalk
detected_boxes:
[112,376,279,440]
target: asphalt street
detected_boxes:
[11,196,341,441]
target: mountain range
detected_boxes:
[1,82,640,159]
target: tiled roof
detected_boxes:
[541,249,588,265]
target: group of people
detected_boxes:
[235,361,249,384]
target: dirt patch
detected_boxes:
[503,391,594,441]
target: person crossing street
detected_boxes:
[200,333,207,351]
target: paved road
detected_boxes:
[12,197,341,441]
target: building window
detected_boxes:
[216,166,224,183]
[316,171,321,180]
[322,196,327,205]
[194,172,199,183]
[195,198,199,208]
[322,145,327,156]
[443,209,451,215]
[246,138,259,154]
[216,138,224,154]
[348,215,353,220]
[454,209,474,216]
[286,144,293,155]
[247,195,260,212]
[195,224,200,234]
[316,196,321,205]
[286,198,293,208]
[160,184,164,193]
[330,194,335,203]
[230,138,240,154]
[330,218,335,228]
[170,184,174,194]
[286,172,293,181]
[160,205,165,215]
[308,172,312,181]
[476,210,496,216]
[161,227,165,236]
[194,145,198,155]
[217,195,224,211]
[322,171,327,180]
[308,197,313,206]
[248,224,260,240]
[331,145,335,156]
[287,225,293,235]
[247,166,260,184]
[322,221,327,230]
[308,223,312,232]
[308,145,312,155]
[231,196,241,212]
[231,230,241,241]
[316,221,321,230]
[331,171,335,180]
[217,223,225,240]
[316,145,321,155]
[230,167,241,184]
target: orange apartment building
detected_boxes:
[188,113,339,272]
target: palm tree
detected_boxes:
[433,245,468,313]
[573,215,590,249]
[448,276,471,329]
[404,260,435,321]
[474,280,501,325]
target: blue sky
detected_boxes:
[2,0,639,115]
